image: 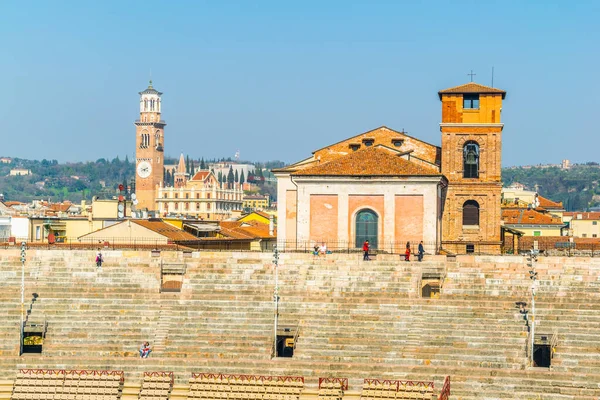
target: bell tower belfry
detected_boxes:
[135,80,165,212]
[438,82,506,254]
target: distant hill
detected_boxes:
[502,163,600,211]
[0,157,284,204]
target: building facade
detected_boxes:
[276,82,508,254]
[275,126,446,253]
[135,81,165,211]
[156,170,243,220]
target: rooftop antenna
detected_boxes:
[467,70,476,82]
[491,66,495,87]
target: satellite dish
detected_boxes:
[133,199,139,205]
[118,203,124,212]
[117,211,124,218]
[131,193,137,200]
[92,196,98,201]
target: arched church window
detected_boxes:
[463,141,479,179]
[355,209,378,249]
[462,200,480,226]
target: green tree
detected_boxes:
[240,170,245,185]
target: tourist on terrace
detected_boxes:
[418,241,425,262]
[313,244,320,257]
[362,240,370,261]
[319,243,328,256]
[140,342,151,358]
[404,242,411,262]
[95,252,103,268]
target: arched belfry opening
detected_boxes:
[463,141,479,179]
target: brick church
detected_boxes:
[274,82,506,254]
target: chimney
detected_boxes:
[269,214,274,236]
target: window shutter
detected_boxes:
[463,201,480,225]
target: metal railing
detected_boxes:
[438,376,450,400]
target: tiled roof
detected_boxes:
[4,201,25,207]
[49,202,72,212]
[139,80,162,95]
[219,220,275,240]
[132,220,199,241]
[191,170,211,181]
[564,212,600,220]
[537,195,563,209]
[502,209,565,226]
[292,146,441,177]
[438,82,506,99]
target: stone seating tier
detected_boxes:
[0,250,599,399]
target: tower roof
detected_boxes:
[139,80,163,96]
[438,82,505,99]
[176,153,186,174]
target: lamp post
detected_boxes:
[20,242,26,355]
[527,249,538,366]
[272,245,279,357]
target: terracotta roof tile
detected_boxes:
[537,195,563,209]
[501,209,564,226]
[219,220,275,240]
[191,170,211,181]
[132,220,199,241]
[292,146,441,177]
[564,212,600,220]
[438,82,506,99]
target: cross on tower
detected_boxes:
[467,70,476,82]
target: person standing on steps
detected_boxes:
[404,242,411,262]
[95,251,103,268]
[362,240,370,261]
[418,241,425,262]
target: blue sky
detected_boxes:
[1,0,599,166]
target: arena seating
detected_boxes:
[187,373,304,400]
[318,378,346,400]
[138,371,173,399]
[0,250,599,399]
[10,368,123,400]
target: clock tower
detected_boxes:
[135,80,165,212]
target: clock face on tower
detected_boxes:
[137,161,152,178]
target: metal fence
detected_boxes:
[3,235,600,257]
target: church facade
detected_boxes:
[275,82,506,254]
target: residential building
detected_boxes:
[243,194,269,210]
[156,170,243,221]
[563,212,600,238]
[78,219,199,244]
[501,209,566,237]
[9,168,31,176]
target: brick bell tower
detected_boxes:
[438,82,506,254]
[135,80,165,212]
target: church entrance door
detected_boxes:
[355,209,378,249]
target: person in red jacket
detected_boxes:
[404,242,411,262]
[362,240,370,261]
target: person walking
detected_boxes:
[362,240,370,261]
[404,242,411,262]
[418,241,425,262]
[95,251,103,268]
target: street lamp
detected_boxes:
[20,241,26,356]
[272,245,280,357]
[527,249,538,366]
